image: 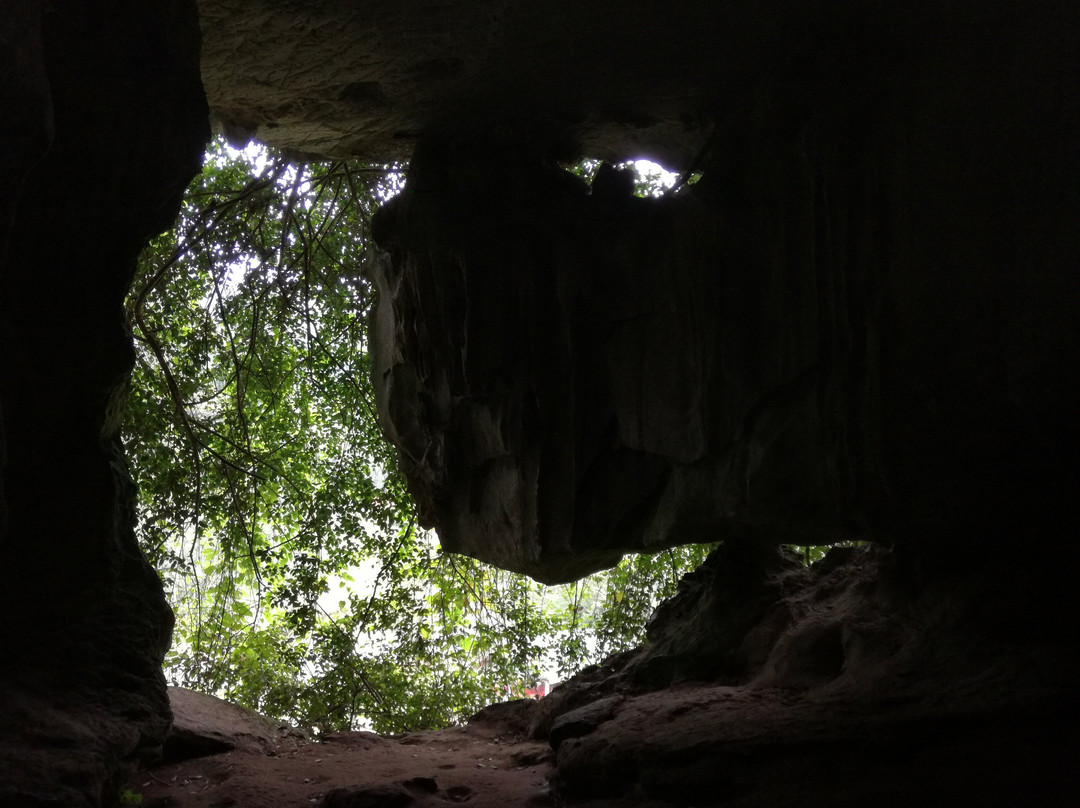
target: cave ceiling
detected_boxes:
[197,0,804,165]
[196,0,1080,582]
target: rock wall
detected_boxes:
[531,543,1079,806]
[0,2,208,805]
[369,4,1079,581]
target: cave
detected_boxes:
[1,1,1077,806]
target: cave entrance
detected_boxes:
[122,139,725,734]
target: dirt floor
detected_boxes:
[124,678,1079,808]
[125,718,557,808]
[124,542,1080,808]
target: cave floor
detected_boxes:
[124,680,1078,808]
[126,719,556,808]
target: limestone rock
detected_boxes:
[626,543,803,688]
[196,0,782,166]
[367,3,1080,580]
[196,1,1078,582]
[165,686,307,762]
[547,696,623,751]
[535,543,1080,806]
[0,682,171,808]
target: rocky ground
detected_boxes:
[126,689,556,808]
[127,681,1077,808]
[124,546,1080,807]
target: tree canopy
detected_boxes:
[123,138,717,733]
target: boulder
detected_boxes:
[165,686,307,762]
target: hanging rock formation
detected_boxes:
[368,9,1080,581]
[0,0,1078,805]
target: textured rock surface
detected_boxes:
[166,687,308,762]
[197,0,794,165]
[198,0,1080,581]
[535,543,1080,805]
[371,129,876,582]
[0,1,208,805]
[369,3,1080,579]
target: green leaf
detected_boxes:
[125,138,712,733]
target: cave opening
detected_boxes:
[125,135,874,741]
[122,138,738,737]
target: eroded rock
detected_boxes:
[165,686,308,763]
[536,543,1080,806]
[196,1,783,165]
[368,2,1080,581]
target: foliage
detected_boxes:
[123,138,716,734]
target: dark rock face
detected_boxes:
[359,5,1080,799]
[0,2,208,805]
[530,543,1079,806]
[370,4,1079,581]
[196,0,794,165]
